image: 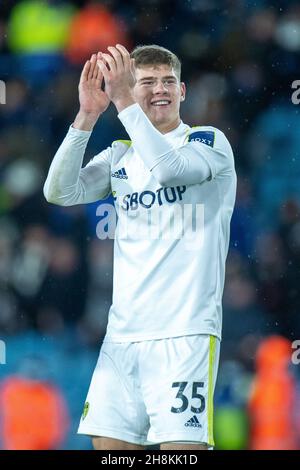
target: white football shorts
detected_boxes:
[78,334,220,446]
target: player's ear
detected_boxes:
[180,82,186,102]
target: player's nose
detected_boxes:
[153,80,168,94]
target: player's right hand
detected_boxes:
[78,53,111,118]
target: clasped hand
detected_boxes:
[97,44,136,112]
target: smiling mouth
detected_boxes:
[151,100,171,106]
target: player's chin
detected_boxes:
[151,114,170,126]
[146,107,173,126]
[150,105,173,119]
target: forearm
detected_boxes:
[43,126,92,205]
[73,109,101,131]
[118,104,211,185]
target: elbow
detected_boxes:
[151,167,176,187]
[43,181,65,205]
[43,192,59,205]
[156,176,172,187]
[43,183,53,203]
[154,175,178,188]
[43,182,81,206]
[43,181,55,204]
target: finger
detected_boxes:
[96,53,104,81]
[92,57,99,79]
[95,62,105,89]
[97,58,110,82]
[96,74,106,94]
[101,52,117,74]
[115,44,131,70]
[107,46,124,71]
[130,58,136,76]
[88,54,97,80]
[116,44,130,55]
[79,60,91,84]
[97,52,104,81]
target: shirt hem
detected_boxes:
[77,425,147,445]
[148,431,211,447]
[103,328,221,343]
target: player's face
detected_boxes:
[132,64,186,134]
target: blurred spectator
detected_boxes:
[0,0,300,449]
[0,355,69,449]
[275,4,300,52]
[7,0,75,85]
[77,238,113,346]
[66,0,130,65]
[248,335,300,449]
[38,236,86,324]
[214,360,251,450]
[181,72,228,128]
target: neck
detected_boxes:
[156,116,181,134]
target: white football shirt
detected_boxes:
[44,103,236,341]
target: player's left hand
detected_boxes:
[97,44,136,112]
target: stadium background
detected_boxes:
[0,0,300,449]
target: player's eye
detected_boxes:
[142,81,155,86]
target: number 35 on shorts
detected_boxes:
[171,381,205,414]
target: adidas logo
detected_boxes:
[111,167,128,179]
[184,415,202,428]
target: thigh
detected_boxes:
[139,335,220,447]
[93,437,145,450]
[160,442,208,450]
[78,342,149,446]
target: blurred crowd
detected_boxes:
[0,0,300,449]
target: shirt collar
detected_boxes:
[164,120,188,137]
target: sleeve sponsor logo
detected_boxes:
[188,130,215,147]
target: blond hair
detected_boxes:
[130,44,181,80]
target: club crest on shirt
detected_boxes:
[188,130,215,147]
